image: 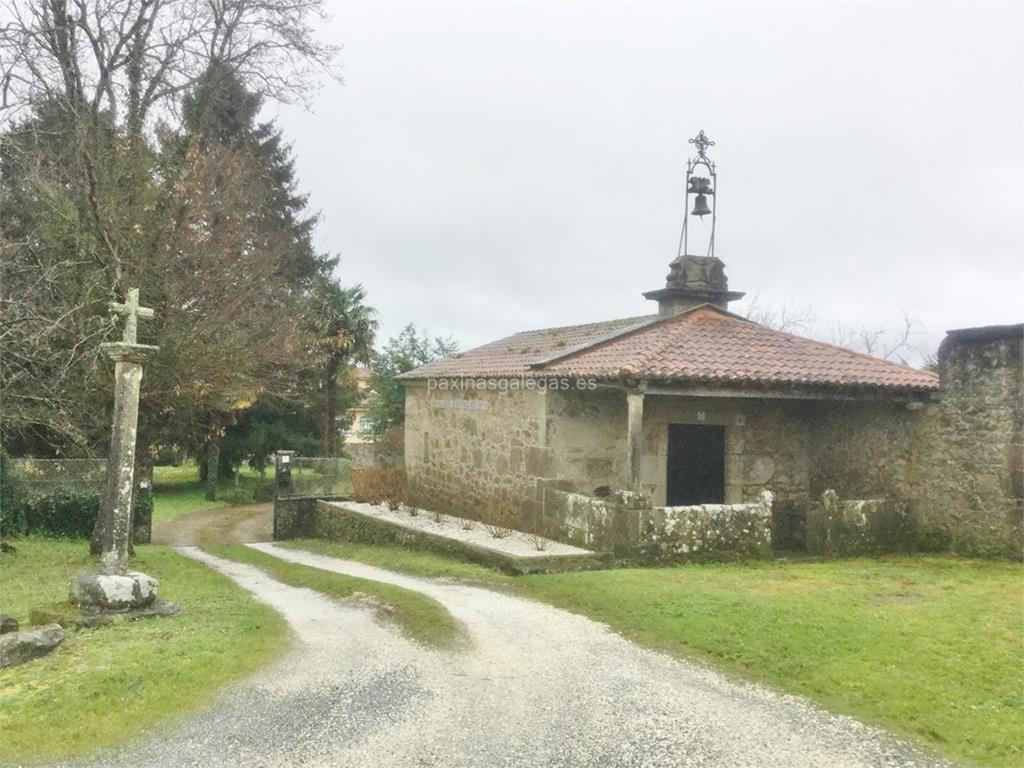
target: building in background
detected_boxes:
[343,366,373,445]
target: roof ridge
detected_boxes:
[530,304,752,371]
[516,313,656,338]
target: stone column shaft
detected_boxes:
[98,343,156,573]
[626,390,645,491]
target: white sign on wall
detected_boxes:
[433,399,490,411]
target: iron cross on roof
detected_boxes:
[109,288,155,345]
[688,129,715,159]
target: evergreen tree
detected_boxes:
[363,326,458,437]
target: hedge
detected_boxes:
[0,487,153,540]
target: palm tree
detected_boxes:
[311,280,377,456]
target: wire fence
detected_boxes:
[277,456,353,499]
[0,457,152,540]
[3,458,108,501]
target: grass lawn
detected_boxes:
[152,463,273,523]
[284,538,1023,768]
[204,543,463,649]
[0,539,288,764]
[281,538,514,584]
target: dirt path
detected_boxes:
[78,542,955,768]
[150,503,272,545]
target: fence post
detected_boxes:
[275,451,295,496]
[273,451,295,540]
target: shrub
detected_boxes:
[524,508,555,551]
[527,531,550,551]
[2,488,150,540]
[252,482,277,502]
[481,508,513,539]
[354,468,407,510]
[221,486,256,506]
[352,469,385,505]
[133,486,153,532]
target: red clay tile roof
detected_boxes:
[400,314,656,379]
[398,305,939,393]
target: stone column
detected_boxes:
[98,343,157,573]
[625,389,645,491]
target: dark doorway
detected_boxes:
[666,424,726,506]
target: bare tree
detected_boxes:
[0,0,339,128]
[827,310,927,365]
[741,296,934,366]
[0,0,339,278]
[741,292,817,334]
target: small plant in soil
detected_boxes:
[481,507,514,538]
[485,523,512,539]
[431,508,445,524]
[527,531,550,551]
[460,517,475,531]
[406,505,419,517]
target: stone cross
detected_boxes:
[95,289,159,574]
[109,288,154,345]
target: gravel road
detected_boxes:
[79,543,955,768]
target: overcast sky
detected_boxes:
[270,2,1022,360]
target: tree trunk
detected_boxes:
[322,354,340,457]
[205,441,220,501]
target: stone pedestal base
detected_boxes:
[70,571,159,611]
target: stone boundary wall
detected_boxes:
[803,324,1022,558]
[805,490,918,555]
[642,491,773,561]
[273,495,348,540]
[541,489,644,555]
[542,488,773,561]
[912,325,1023,557]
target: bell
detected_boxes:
[690,193,712,217]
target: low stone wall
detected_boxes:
[543,488,773,561]
[805,489,918,555]
[641,492,774,561]
[542,489,644,555]
[273,495,348,540]
[313,501,609,575]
